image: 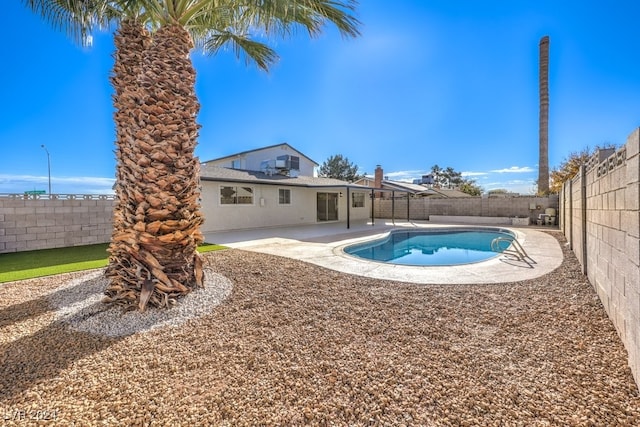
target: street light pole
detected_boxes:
[41,144,51,195]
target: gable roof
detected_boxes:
[428,187,473,198]
[202,142,319,166]
[200,165,370,189]
[381,180,430,194]
[352,176,474,197]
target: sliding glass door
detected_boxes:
[317,192,339,221]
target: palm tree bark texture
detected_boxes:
[105,23,204,311]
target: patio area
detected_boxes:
[204,220,564,284]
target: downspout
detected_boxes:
[407,193,410,222]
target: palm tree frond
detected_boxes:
[22,0,117,46]
[205,31,279,72]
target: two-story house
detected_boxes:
[199,143,373,232]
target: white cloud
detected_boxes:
[384,170,425,179]
[490,166,535,174]
[461,171,489,177]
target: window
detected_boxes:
[317,192,338,221]
[231,159,241,169]
[279,188,291,205]
[352,192,365,208]
[220,186,253,205]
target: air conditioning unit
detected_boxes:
[276,155,300,171]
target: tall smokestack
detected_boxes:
[538,35,550,195]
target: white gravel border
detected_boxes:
[48,268,233,337]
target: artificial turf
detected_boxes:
[0,242,225,283]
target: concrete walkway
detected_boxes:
[204,221,563,284]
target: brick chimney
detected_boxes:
[374,165,383,189]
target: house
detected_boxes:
[199,143,373,232]
[353,165,473,198]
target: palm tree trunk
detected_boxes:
[105,23,205,311]
[108,20,149,243]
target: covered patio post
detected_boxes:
[370,189,375,226]
[391,191,395,224]
[346,186,350,229]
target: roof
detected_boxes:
[352,177,474,197]
[201,142,319,166]
[200,165,371,189]
[381,180,431,194]
[428,187,474,198]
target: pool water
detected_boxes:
[344,228,515,266]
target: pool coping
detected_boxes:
[204,221,563,285]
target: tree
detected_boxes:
[429,165,462,188]
[458,180,483,196]
[318,154,364,182]
[443,166,463,188]
[25,0,361,311]
[427,164,481,195]
[430,164,444,186]
[549,144,616,194]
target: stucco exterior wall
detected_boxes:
[200,181,371,233]
[560,128,640,389]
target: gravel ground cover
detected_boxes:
[0,231,639,425]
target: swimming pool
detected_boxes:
[343,227,516,266]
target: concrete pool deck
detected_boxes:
[203,220,564,284]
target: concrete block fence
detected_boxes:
[0,195,116,253]
[560,127,640,389]
[374,195,559,223]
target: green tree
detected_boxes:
[427,164,480,195]
[430,165,461,188]
[318,154,364,182]
[459,180,483,196]
[549,144,616,194]
[430,164,444,186]
[25,0,360,311]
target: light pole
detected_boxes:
[41,144,51,195]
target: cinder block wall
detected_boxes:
[561,128,640,389]
[374,196,559,221]
[0,197,116,253]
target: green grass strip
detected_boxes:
[0,242,226,283]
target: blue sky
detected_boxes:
[2,1,639,195]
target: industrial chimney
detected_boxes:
[538,35,550,195]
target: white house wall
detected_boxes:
[200,181,371,232]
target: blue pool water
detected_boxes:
[344,228,515,266]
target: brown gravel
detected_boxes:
[1,231,639,426]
